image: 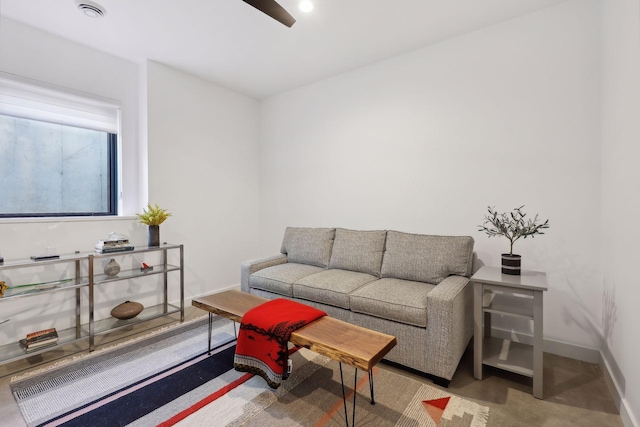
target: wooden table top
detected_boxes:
[192,290,397,371]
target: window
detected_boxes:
[0,74,120,217]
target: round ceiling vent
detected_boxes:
[76,1,106,18]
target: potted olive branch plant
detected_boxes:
[137,203,172,247]
[478,206,549,275]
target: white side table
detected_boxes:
[471,266,547,399]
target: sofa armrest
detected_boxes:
[241,254,288,293]
[426,275,473,379]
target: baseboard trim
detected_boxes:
[177,284,241,308]
[599,351,638,427]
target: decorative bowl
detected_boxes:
[110,301,144,320]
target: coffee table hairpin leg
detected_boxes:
[207,314,233,355]
[339,363,375,427]
[208,313,213,355]
[207,314,239,355]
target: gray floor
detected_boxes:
[0,307,623,427]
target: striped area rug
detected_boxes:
[11,316,489,427]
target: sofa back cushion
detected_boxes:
[328,228,387,277]
[280,227,335,268]
[381,231,474,284]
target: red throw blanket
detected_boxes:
[233,299,326,388]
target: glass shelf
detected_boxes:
[89,243,182,259]
[0,253,85,270]
[0,279,87,300]
[0,326,87,365]
[92,264,181,285]
[88,303,182,336]
[0,303,181,365]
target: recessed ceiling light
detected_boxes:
[76,0,106,18]
[299,0,313,13]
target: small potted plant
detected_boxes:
[478,206,549,275]
[137,203,172,247]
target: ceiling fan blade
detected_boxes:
[242,0,296,27]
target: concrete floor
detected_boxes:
[0,307,623,427]
[386,347,623,427]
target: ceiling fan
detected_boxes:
[242,0,296,27]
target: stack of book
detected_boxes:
[95,239,134,254]
[19,328,59,352]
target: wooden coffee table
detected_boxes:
[192,290,397,426]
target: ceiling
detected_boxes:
[0,0,568,99]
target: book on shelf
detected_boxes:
[96,239,130,248]
[26,327,58,344]
[21,328,59,351]
[19,338,58,352]
[95,245,134,254]
[26,337,58,347]
[95,238,133,253]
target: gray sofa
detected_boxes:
[240,227,474,386]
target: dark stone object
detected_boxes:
[111,301,144,320]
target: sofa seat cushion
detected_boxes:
[280,227,336,268]
[328,228,387,277]
[293,269,378,309]
[381,231,474,284]
[250,263,324,297]
[349,278,435,327]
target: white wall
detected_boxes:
[601,0,640,425]
[0,18,146,344]
[146,61,261,300]
[259,0,602,351]
[0,17,141,214]
[0,21,262,347]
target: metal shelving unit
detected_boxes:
[0,243,184,365]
